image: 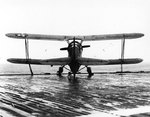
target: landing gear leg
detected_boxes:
[87,67,94,77]
[57,67,63,76]
[73,73,76,80]
[67,72,72,81]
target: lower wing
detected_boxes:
[7,57,70,66]
[7,57,143,66]
[78,57,143,65]
[105,58,143,65]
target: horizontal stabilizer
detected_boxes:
[7,57,70,65]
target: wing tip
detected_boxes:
[123,33,144,39]
[137,58,143,63]
[5,33,11,37]
[5,33,28,38]
[136,33,144,38]
[7,58,16,63]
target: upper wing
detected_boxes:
[78,57,143,65]
[83,33,144,41]
[7,57,70,65]
[6,33,73,41]
[6,33,144,41]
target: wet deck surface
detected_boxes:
[0,73,150,117]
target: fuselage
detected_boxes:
[68,41,83,74]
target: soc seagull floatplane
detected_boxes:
[6,33,144,79]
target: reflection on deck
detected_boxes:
[0,73,150,117]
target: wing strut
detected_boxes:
[25,37,33,75]
[121,35,126,73]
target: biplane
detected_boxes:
[6,33,144,79]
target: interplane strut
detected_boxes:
[121,35,126,73]
[25,37,33,75]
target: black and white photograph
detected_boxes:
[0,0,150,117]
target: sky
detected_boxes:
[0,0,150,64]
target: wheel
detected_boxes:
[57,67,63,76]
[87,67,94,77]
